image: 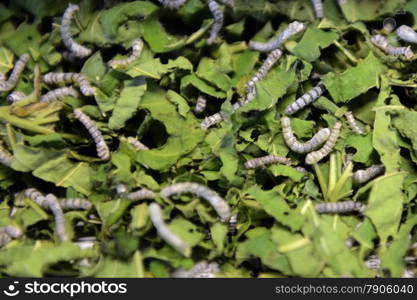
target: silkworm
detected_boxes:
[61,4,92,58]
[396,25,417,44]
[149,202,191,256]
[0,233,12,247]
[371,34,414,59]
[0,225,22,239]
[305,122,341,165]
[345,111,365,135]
[44,193,68,241]
[126,136,149,150]
[161,182,231,222]
[0,54,29,92]
[116,183,128,195]
[126,188,155,201]
[40,87,80,103]
[382,18,396,34]
[365,255,380,270]
[284,82,325,115]
[249,21,306,52]
[24,188,48,209]
[108,38,144,68]
[157,0,187,9]
[73,109,110,160]
[228,214,237,236]
[352,164,384,184]
[172,261,220,278]
[315,200,366,214]
[6,91,26,103]
[0,72,4,80]
[343,152,354,169]
[207,0,224,45]
[200,111,228,130]
[295,166,308,173]
[0,144,13,167]
[244,155,291,169]
[311,0,324,18]
[194,95,207,114]
[281,117,331,153]
[59,198,92,211]
[42,72,95,96]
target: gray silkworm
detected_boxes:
[281,117,331,153]
[295,166,308,173]
[0,54,29,92]
[305,121,341,165]
[161,182,231,222]
[126,188,155,201]
[194,95,207,114]
[200,111,228,130]
[371,34,414,59]
[42,72,95,96]
[284,82,325,115]
[228,214,237,236]
[73,108,110,160]
[396,25,417,44]
[0,72,4,80]
[343,152,354,169]
[172,261,220,278]
[0,225,22,239]
[61,4,92,58]
[40,87,80,103]
[6,91,26,104]
[0,144,13,167]
[149,202,191,256]
[108,38,144,68]
[315,200,366,214]
[352,164,384,184]
[244,155,292,169]
[59,198,92,211]
[157,0,187,9]
[345,111,365,135]
[0,234,12,247]
[126,136,149,150]
[24,188,48,209]
[207,0,224,45]
[365,255,380,270]
[116,183,128,195]
[311,0,324,18]
[249,21,306,52]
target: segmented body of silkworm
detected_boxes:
[0,233,12,247]
[108,39,144,68]
[160,182,231,222]
[396,25,417,44]
[352,164,384,184]
[42,72,95,96]
[0,225,22,239]
[371,34,414,59]
[207,0,224,45]
[0,54,29,92]
[126,188,155,201]
[157,0,187,9]
[61,4,92,58]
[345,111,365,135]
[171,261,220,278]
[59,198,92,210]
[315,200,366,214]
[244,155,292,169]
[281,117,331,153]
[200,110,228,130]
[249,21,306,52]
[284,82,325,115]
[305,122,341,165]
[228,214,237,236]
[126,136,149,150]
[73,109,110,160]
[194,95,207,114]
[149,202,191,256]
[311,0,324,18]
[6,91,26,103]
[40,87,80,102]
[0,144,13,167]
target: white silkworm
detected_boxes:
[6,91,26,103]
[116,183,128,195]
[172,261,220,278]
[42,72,95,96]
[40,87,79,103]
[200,111,227,130]
[207,0,224,45]
[108,39,144,68]
[365,255,380,270]
[281,117,331,153]
[0,144,13,167]
[0,72,4,80]
[126,136,149,150]
[24,188,48,209]
[228,214,237,236]
[149,202,191,256]
[61,4,92,58]
[244,155,292,169]
[284,82,325,115]
[126,188,155,201]
[315,200,366,214]
[0,233,12,247]
[0,54,29,92]
[396,25,417,44]
[0,225,22,239]
[295,166,308,173]
[161,182,231,222]
[194,95,207,114]
[305,122,341,165]
[352,164,384,184]
[157,0,187,9]
[371,34,414,59]
[311,0,324,18]
[59,198,92,211]
[73,108,110,160]
[343,152,354,169]
[345,111,365,135]
[249,21,306,52]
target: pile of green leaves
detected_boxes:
[0,0,416,278]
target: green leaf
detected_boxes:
[94,251,145,278]
[292,28,339,62]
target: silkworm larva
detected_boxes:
[42,72,95,96]
[172,261,220,278]
[207,0,224,45]
[40,87,80,103]
[305,122,341,165]
[73,108,110,160]
[295,166,308,173]
[281,117,331,153]
[0,72,4,81]
[0,144,13,167]
[365,255,380,270]
[200,111,228,130]
[249,21,306,52]
[284,82,325,115]
[157,0,187,9]
[126,188,155,201]
[0,233,12,247]
[244,155,292,169]
[382,18,396,35]
[126,136,149,150]
[0,54,29,92]
[59,198,92,211]
[345,111,365,135]
[311,0,324,18]
[315,200,366,214]
[108,38,144,68]
[161,182,231,222]
[194,95,207,114]
[24,188,48,209]
[149,202,191,256]
[0,225,22,239]
[228,214,237,236]
[343,152,354,169]
[44,193,68,241]
[116,183,128,195]
[352,164,384,184]
[61,4,92,58]
[6,91,26,103]
[396,25,417,44]
[371,34,414,59]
